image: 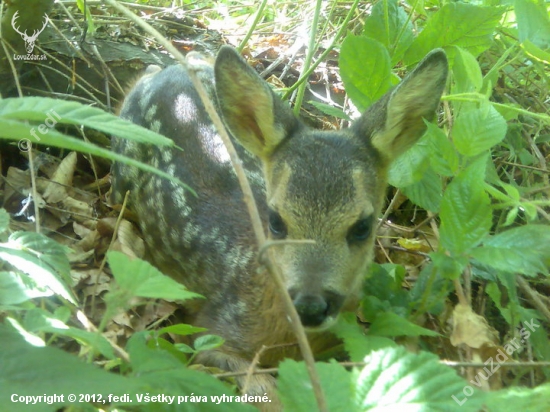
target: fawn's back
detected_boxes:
[111,46,448,401]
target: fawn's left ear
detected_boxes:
[214,46,299,161]
[355,49,448,161]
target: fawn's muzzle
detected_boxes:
[290,291,344,328]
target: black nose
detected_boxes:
[292,294,329,327]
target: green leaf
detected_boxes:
[404,4,505,65]
[362,0,414,65]
[332,312,395,362]
[0,97,173,146]
[0,324,145,412]
[515,0,550,49]
[471,225,550,276]
[194,334,225,352]
[278,360,355,412]
[453,47,483,94]
[0,208,9,234]
[453,103,507,156]
[485,383,550,412]
[157,324,207,337]
[440,156,492,255]
[356,347,486,411]
[126,332,255,411]
[401,166,442,212]
[0,232,75,304]
[340,35,392,111]
[388,134,430,187]
[426,122,459,177]
[107,251,202,301]
[368,312,440,337]
[0,271,37,305]
[0,97,194,195]
[23,308,115,359]
[307,101,351,120]
[521,39,550,64]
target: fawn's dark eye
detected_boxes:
[268,210,287,239]
[347,217,373,244]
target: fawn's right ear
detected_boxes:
[214,46,298,161]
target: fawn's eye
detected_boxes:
[268,210,287,239]
[347,217,373,244]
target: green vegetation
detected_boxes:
[1,0,549,411]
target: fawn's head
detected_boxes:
[214,46,448,329]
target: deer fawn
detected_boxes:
[111,46,448,408]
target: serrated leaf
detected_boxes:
[453,47,483,94]
[308,101,351,120]
[356,347,486,411]
[194,334,224,352]
[401,166,442,212]
[127,332,253,411]
[515,0,550,49]
[340,35,392,111]
[107,251,201,301]
[388,134,430,187]
[157,324,207,337]
[485,382,550,412]
[0,271,39,305]
[426,122,459,176]
[23,308,115,359]
[440,156,492,255]
[0,97,173,146]
[453,104,507,156]
[278,360,355,412]
[368,312,440,337]
[0,208,9,233]
[404,3,505,65]
[332,312,395,362]
[0,325,145,412]
[0,232,75,304]
[0,112,195,194]
[471,225,550,276]
[363,0,414,65]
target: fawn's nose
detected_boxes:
[290,291,344,328]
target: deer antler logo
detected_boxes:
[12,11,49,54]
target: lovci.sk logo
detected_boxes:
[11,11,48,60]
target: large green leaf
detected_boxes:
[388,134,430,187]
[404,3,505,65]
[356,347,486,411]
[107,251,201,302]
[440,157,492,255]
[485,383,550,412]
[331,312,395,362]
[0,97,173,146]
[453,103,507,157]
[368,312,440,338]
[278,360,355,412]
[401,166,442,212]
[363,0,414,65]
[126,332,255,412]
[0,98,193,193]
[0,232,74,304]
[426,122,459,177]
[453,47,483,95]
[0,324,146,412]
[515,0,550,49]
[471,225,550,276]
[340,35,392,111]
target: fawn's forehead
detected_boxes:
[268,133,381,222]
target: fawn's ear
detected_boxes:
[214,46,298,160]
[355,49,448,161]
